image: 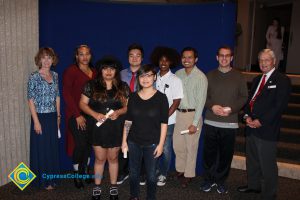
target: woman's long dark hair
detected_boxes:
[93,57,128,105]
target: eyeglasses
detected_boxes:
[139,73,154,78]
[218,54,231,58]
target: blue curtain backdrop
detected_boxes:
[39,0,236,175]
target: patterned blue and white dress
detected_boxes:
[27,70,60,188]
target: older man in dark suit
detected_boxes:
[237,49,291,200]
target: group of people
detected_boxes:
[27,43,291,200]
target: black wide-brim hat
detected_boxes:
[95,55,122,72]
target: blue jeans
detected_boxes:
[128,140,158,200]
[157,124,174,177]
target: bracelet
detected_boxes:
[57,115,61,118]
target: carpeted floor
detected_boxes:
[1,168,299,200]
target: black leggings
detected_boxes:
[69,117,91,167]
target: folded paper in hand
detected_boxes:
[96,109,114,127]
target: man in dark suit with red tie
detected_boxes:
[237,49,291,200]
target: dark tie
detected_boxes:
[249,75,266,112]
[129,72,135,92]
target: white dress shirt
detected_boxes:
[156,70,184,125]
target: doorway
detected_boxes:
[250,3,292,73]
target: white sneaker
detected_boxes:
[157,175,166,186]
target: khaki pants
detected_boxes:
[173,111,202,178]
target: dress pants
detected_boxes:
[173,111,202,177]
[246,133,278,200]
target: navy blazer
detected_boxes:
[244,69,291,141]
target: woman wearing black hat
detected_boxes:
[79,56,130,200]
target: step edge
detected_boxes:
[287,103,300,107]
[282,115,300,120]
[234,152,300,165]
[280,127,300,134]
[238,124,300,134]
[235,136,300,150]
[231,155,300,180]
[290,92,300,96]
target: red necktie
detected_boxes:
[129,72,135,92]
[249,75,266,111]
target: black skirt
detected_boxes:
[88,114,125,148]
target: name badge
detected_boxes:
[268,85,276,89]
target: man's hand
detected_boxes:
[212,105,224,116]
[246,117,262,128]
[212,105,231,116]
[188,125,198,134]
[251,119,262,128]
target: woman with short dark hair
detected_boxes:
[122,64,169,200]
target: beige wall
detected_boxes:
[0,0,38,186]
[251,3,268,65]
[234,0,251,70]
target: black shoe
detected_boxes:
[116,174,129,185]
[139,175,146,186]
[92,186,101,200]
[199,181,216,192]
[170,171,184,180]
[74,171,84,189]
[110,195,118,200]
[216,183,228,194]
[92,195,101,200]
[109,186,118,200]
[237,185,261,193]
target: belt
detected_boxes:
[177,108,195,113]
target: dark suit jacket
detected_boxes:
[244,69,291,141]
